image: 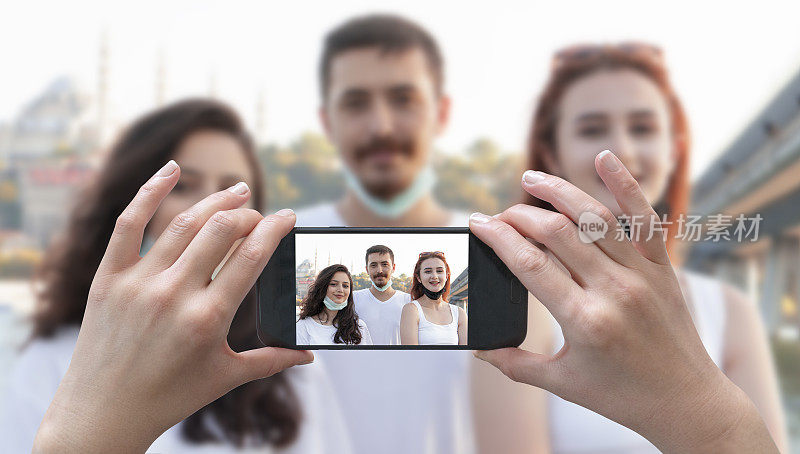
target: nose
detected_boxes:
[608,128,641,177]
[367,98,394,137]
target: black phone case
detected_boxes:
[257,227,527,350]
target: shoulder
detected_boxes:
[357,319,368,329]
[401,301,419,317]
[353,288,370,299]
[294,203,343,227]
[456,305,467,317]
[446,210,471,227]
[296,317,313,330]
[4,327,79,404]
[395,290,412,302]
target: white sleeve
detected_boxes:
[296,319,310,345]
[359,320,373,345]
[0,339,72,452]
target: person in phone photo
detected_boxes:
[400,251,467,345]
[352,245,412,345]
[297,264,374,345]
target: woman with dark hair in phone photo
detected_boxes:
[297,264,373,345]
[0,98,351,453]
[400,251,467,345]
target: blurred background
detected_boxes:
[1,0,799,450]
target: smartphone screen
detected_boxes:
[294,231,468,347]
[257,227,526,350]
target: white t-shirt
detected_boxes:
[547,269,728,453]
[296,317,373,345]
[295,203,475,454]
[352,288,410,345]
[0,326,353,453]
[410,300,460,345]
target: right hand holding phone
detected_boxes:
[469,150,778,453]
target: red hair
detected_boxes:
[525,43,690,262]
[411,252,451,301]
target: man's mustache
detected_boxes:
[354,136,414,161]
[372,273,389,279]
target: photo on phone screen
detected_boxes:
[294,232,468,346]
[257,227,527,350]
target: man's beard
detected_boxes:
[353,135,416,199]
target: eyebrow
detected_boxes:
[574,112,608,123]
[629,109,656,118]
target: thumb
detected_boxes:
[474,348,554,389]
[236,347,314,383]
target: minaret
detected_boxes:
[155,48,166,107]
[97,29,109,144]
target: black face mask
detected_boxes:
[422,285,444,300]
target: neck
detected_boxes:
[318,307,338,324]
[370,285,396,301]
[419,295,444,307]
[337,190,450,227]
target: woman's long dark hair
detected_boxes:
[298,264,362,344]
[31,98,302,448]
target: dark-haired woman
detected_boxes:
[400,252,467,345]
[297,265,373,345]
[0,99,351,453]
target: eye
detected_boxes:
[629,121,657,137]
[342,96,368,112]
[577,123,607,138]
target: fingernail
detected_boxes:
[156,160,178,177]
[598,150,620,172]
[522,170,545,185]
[300,352,314,364]
[228,182,249,195]
[275,208,295,217]
[470,212,491,223]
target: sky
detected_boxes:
[295,233,469,279]
[2,0,800,179]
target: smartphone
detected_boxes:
[256,227,527,350]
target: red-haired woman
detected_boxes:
[400,251,467,345]
[475,43,787,453]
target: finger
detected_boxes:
[469,212,582,322]
[595,150,671,265]
[521,169,643,268]
[474,348,555,390]
[236,347,314,383]
[144,181,252,270]
[172,208,264,285]
[209,209,296,318]
[496,204,618,287]
[99,160,180,274]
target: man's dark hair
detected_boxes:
[319,14,444,98]
[365,245,395,265]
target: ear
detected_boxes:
[434,94,452,136]
[392,263,396,272]
[318,105,333,139]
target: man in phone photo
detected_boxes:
[352,245,411,345]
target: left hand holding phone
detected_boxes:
[33,160,313,453]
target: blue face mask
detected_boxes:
[372,279,393,292]
[323,295,347,311]
[342,164,436,219]
[140,234,156,257]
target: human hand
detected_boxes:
[33,160,312,453]
[469,150,777,453]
